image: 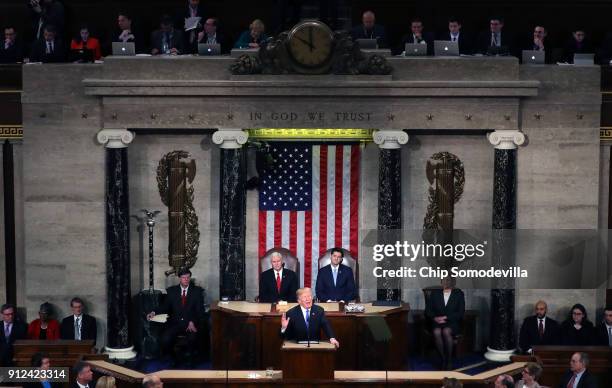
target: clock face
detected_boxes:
[288,21,333,68]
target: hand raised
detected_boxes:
[281,312,290,330]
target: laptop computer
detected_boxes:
[70,48,94,63]
[198,43,221,56]
[404,43,427,56]
[574,53,595,65]
[356,39,378,49]
[522,50,545,64]
[112,42,135,56]
[434,40,459,56]
[230,48,259,58]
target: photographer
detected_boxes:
[28,0,65,40]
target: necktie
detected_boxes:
[538,319,544,338]
[567,373,576,388]
[451,34,457,42]
[276,272,281,292]
[305,309,310,329]
[74,317,81,340]
[492,33,498,46]
[181,289,187,306]
[4,323,11,341]
[42,381,51,388]
[608,326,612,347]
[46,41,52,54]
[333,267,338,286]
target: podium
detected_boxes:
[281,341,336,380]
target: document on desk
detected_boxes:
[150,313,168,323]
[184,17,201,31]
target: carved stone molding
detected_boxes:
[373,130,409,149]
[487,130,525,150]
[212,129,249,149]
[97,129,135,148]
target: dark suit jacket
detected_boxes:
[437,31,472,55]
[281,304,334,341]
[259,268,298,303]
[560,320,595,346]
[150,29,185,54]
[29,39,66,63]
[557,369,598,388]
[397,32,435,55]
[158,284,205,328]
[0,320,28,366]
[59,314,97,344]
[476,30,515,56]
[564,38,594,63]
[29,1,65,38]
[521,36,552,64]
[315,264,356,302]
[594,323,612,347]
[350,24,387,48]
[0,40,24,63]
[518,315,560,353]
[424,288,465,334]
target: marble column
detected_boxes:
[213,129,249,300]
[485,129,525,362]
[373,130,409,301]
[97,129,137,359]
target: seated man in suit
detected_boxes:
[196,18,228,54]
[315,247,356,302]
[523,25,551,64]
[280,287,339,347]
[59,297,97,344]
[112,12,144,54]
[29,24,66,63]
[150,15,185,55]
[147,268,204,361]
[595,305,612,347]
[0,26,24,63]
[438,17,471,55]
[350,10,387,48]
[259,251,298,303]
[563,28,593,63]
[0,303,27,366]
[397,18,434,55]
[71,361,94,388]
[558,352,598,388]
[476,16,513,56]
[519,300,560,354]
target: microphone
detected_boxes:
[306,309,310,348]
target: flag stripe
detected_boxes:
[326,146,336,251]
[335,146,344,248]
[319,145,328,256]
[281,211,290,248]
[274,210,282,248]
[289,211,297,256]
[350,145,360,258]
[341,145,351,250]
[296,211,305,286]
[304,210,313,288]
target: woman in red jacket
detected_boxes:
[70,24,101,61]
[28,302,60,340]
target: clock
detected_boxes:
[287,20,334,71]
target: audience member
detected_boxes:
[72,362,94,388]
[70,25,101,61]
[397,18,435,55]
[425,276,465,370]
[259,251,299,303]
[493,375,514,388]
[563,28,594,63]
[477,16,514,55]
[234,19,268,49]
[151,15,185,55]
[0,303,27,367]
[442,377,462,388]
[315,247,356,303]
[178,0,205,53]
[515,362,543,388]
[28,0,65,40]
[94,376,116,388]
[560,303,595,346]
[142,374,163,388]
[26,352,59,388]
[60,297,97,344]
[595,305,612,347]
[438,17,472,54]
[524,25,551,63]
[0,26,24,63]
[112,12,143,54]
[557,352,598,388]
[28,302,60,340]
[196,18,227,54]
[519,300,559,354]
[29,25,66,63]
[350,10,387,48]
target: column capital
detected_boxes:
[97,129,135,149]
[373,130,409,149]
[487,130,525,150]
[213,129,249,149]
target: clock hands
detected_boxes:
[308,26,314,52]
[295,35,316,51]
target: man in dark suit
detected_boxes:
[0,303,27,366]
[151,15,185,55]
[280,287,339,347]
[397,18,435,55]
[564,28,593,63]
[315,247,356,302]
[350,10,387,48]
[522,25,551,64]
[59,297,97,345]
[519,300,560,354]
[259,251,298,303]
[195,18,228,54]
[71,362,94,388]
[438,17,471,55]
[147,268,204,358]
[595,306,612,347]
[177,0,205,53]
[557,352,598,388]
[29,25,66,63]
[0,26,24,63]
[476,16,514,56]
[28,0,65,40]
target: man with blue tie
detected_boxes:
[280,288,339,347]
[0,303,27,366]
[315,248,356,302]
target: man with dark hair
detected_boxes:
[59,297,97,344]
[518,300,560,354]
[178,0,205,53]
[524,25,551,63]
[29,24,66,63]
[315,248,356,302]
[71,362,93,388]
[558,352,598,388]
[0,303,27,366]
[438,17,471,55]
[147,268,204,362]
[350,10,387,48]
[477,16,514,55]
[397,18,434,55]
[0,26,24,63]
[493,374,514,388]
[564,27,593,63]
[595,305,612,347]
[195,17,228,54]
[112,12,144,54]
[151,14,184,55]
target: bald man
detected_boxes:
[142,374,163,388]
[350,10,387,48]
[518,300,560,354]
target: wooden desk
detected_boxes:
[281,341,336,380]
[13,340,96,367]
[532,346,612,387]
[211,302,409,371]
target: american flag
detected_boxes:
[258,143,361,289]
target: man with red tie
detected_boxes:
[518,300,560,354]
[147,268,204,362]
[558,352,598,388]
[259,252,298,303]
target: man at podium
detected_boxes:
[280,288,340,348]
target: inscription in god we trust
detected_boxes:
[249,111,373,122]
